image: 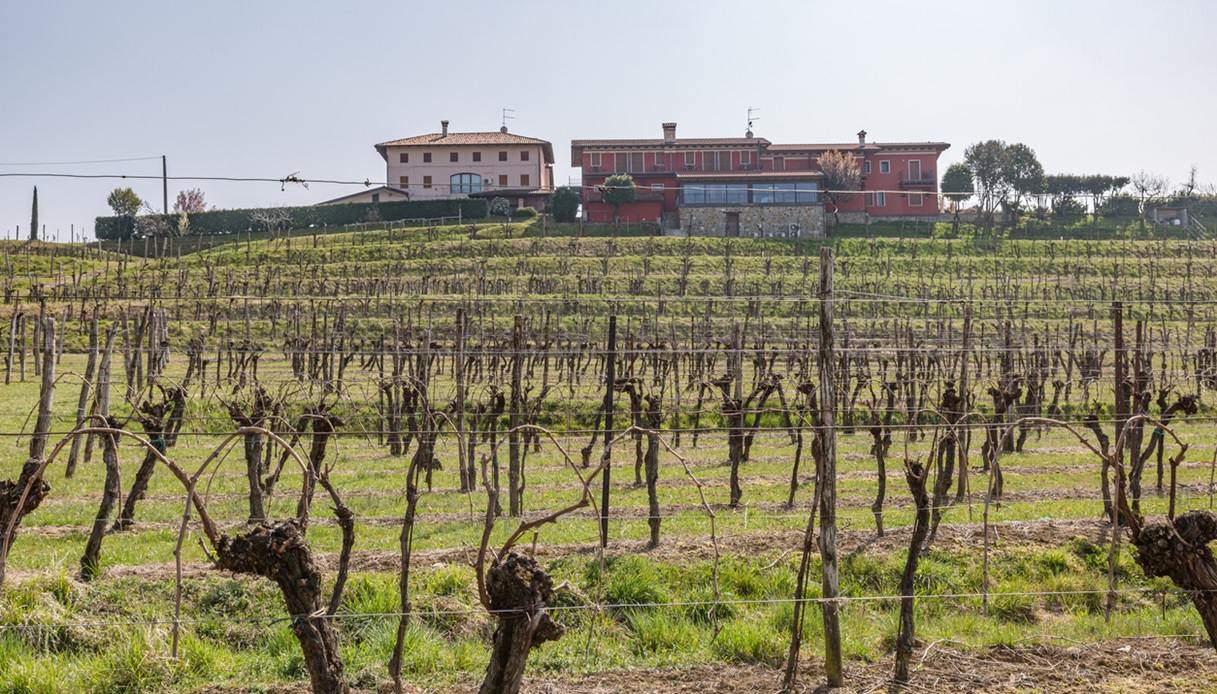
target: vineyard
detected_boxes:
[2,223,1217,693]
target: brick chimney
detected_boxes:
[441,120,449,136]
[857,129,867,145]
[662,122,677,143]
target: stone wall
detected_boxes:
[679,205,825,238]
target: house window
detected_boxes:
[909,192,925,207]
[876,191,887,207]
[684,151,696,168]
[652,153,665,170]
[372,192,380,203]
[520,174,530,187]
[498,174,508,186]
[590,152,602,168]
[629,153,644,172]
[740,151,752,168]
[399,176,409,188]
[864,192,875,207]
[399,152,409,164]
[450,152,459,162]
[498,151,508,161]
[862,160,871,175]
[423,152,432,163]
[450,173,482,194]
[879,160,890,174]
[473,151,482,162]
[907,160,922,181]
[774,157,785,171]
[521,150,530,161]
[423,176,433,189]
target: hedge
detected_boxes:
[94,198,488,240]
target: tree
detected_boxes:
[173,188,207,213]
[941,163,973,232]
[1002,143,1044,221]
[600,174,636,223]
[29,187,38,241]
[550,186,580,223]
[106,187,142,218]
[1131,170,1170,223]
[962,140,1011,228]
[817,150,861,226]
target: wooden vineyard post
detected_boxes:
[1108,301,1126,622]
[817,247,844,687]
[599,315,617,549]
[456,308,470,492]
[508,315,523,516]
[956,303,972,506]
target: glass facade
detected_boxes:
[681,181,820,206]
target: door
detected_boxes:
[725,212,741,237]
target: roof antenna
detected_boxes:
[500,107,515,133]
[746,106,760,138]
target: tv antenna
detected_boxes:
[501,107,516,131]
[746,106,760,137]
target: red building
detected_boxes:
[571,123,949,236]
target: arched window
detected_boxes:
[450,173,482,194]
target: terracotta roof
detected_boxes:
[467,188,554,198]
[571,137,769,147]
[768,142,950,152]
[375,131,554,163]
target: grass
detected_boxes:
[3,231,1217,690]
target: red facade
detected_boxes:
[571,124,949,224]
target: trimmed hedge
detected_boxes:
[95,198,487,240]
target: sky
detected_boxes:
[1,0,1214,240]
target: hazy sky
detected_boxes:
[1,0,1214,240]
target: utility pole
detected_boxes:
[162,155,169,215]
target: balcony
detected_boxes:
[900,171,936,188]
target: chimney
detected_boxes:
[662,122,677,143]
[441,120,449,136]
[857,129,867,145]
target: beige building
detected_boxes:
[317,185,411,206]
[374,120,554,208]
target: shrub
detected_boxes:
[511,206,538,220]
[550,186,580,223]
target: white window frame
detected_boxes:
[650,183,664,192]
[684,151,696,168]
[907,159,921,181]
[590,152,602,168]
[879,160,890,174]
[876,191,887,207]
[909,192,924,207]
[740,151,752,167]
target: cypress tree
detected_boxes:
[29,187,38,241]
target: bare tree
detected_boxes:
[818,150,861,226]
[1131,170,1170,223]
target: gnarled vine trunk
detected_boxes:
[216,521,349,693]
[479,552,564,694]
[1132,510,1217,649]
